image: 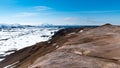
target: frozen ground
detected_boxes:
[0,27,59,61]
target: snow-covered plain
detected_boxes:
[0,27,59,61]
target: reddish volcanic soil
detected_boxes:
[1,24,120,68]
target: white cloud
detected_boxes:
[34,6,52,11]
[12,12,38,17]
[76,10,120,13]
[63,17,80,21]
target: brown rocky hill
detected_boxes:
[1,24,120,68]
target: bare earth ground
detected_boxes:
[1,24,120,68]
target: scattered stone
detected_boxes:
[82,50,91,56]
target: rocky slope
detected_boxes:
[1,24,120,68]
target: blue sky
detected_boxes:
[0,0,120,25]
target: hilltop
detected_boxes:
[1,24,120,68]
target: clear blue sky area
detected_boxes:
[0,0,120,25]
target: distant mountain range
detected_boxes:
[0,24,99,29]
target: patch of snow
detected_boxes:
[0,58,5,61]
[56,45,59,48]
[79,30,83,33]
[68,32,76,35]
[4,61,19,68]
[74,51,82,55]
[0,27,59,61]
